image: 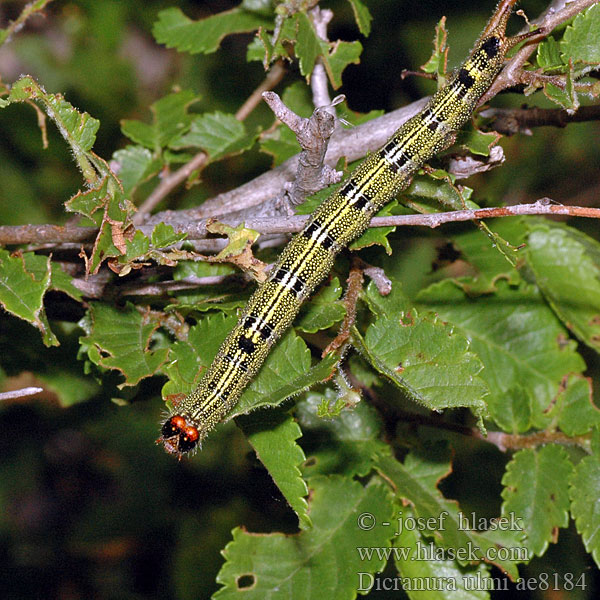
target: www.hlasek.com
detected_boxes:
[355,510,587,593]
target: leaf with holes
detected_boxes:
[79,302,168,387]
[0,249,57,346]
[214,476,395,599]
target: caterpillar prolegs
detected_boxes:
[159,1,541,457]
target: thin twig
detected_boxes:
[323,261,364,356]
[481,0,599,103]
[0,387,43,401]
[483,104,600,136]
[2,200,599,245]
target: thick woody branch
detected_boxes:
[144,97,430,224]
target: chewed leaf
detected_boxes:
[2,76,101,182]
[79,302,168,386]
[214,477,395,598]
[238,410,311,529]
[0,249,57,346]
[152,7,269,55]
[346,0,373,36]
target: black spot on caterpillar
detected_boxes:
[159,0,542,457]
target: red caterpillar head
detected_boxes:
[158,414,200,458]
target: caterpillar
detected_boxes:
[159,0,540,457]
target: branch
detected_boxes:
[481,0,600,102]
[0,387,43,401]
[2,200,599,246]
[482,104,600,136]
[143,97,430,224]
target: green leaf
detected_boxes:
[322,40,362,89]
[295,12,321,78]
[349,199,397,253]
[214,476,395,599]
[455,127,501,157]
[296,277,346,333]
[417,280,585,428]
[491,387,533,434]
[364,279,412,321]
[420,17,448,81]
[111,145,161,195]
[239,410,311,529]
[346,0,372,36]
[393,506,492,600]
[560,2,600,65]
[501,445,573,556]
[151,222,187,248]
[543,71,579,111]
[569,455,600,568]
[537,36,563,70]
[375,451,524,579]
[548,374,600,436]
[152,7,269,55]
[162,313,235,399]
[232,334,339,418]
[21,251,83,303]
[121,90,197,150]
[79,302,169,386]
[2,76,100,182]
[65,176,132,273]
[297,389,390,478]
[360,308,488,417]
[169,112,248,160]
[0,249,57,346]
[526,223,600,353]
[448,217,527,292]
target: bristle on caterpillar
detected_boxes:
[159,0,543,457]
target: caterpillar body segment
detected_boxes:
[159,0,536,457]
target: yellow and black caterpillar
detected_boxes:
[160,1,539,457]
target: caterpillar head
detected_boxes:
[158,414,200,458]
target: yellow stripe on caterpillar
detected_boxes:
[159,0,541,457]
